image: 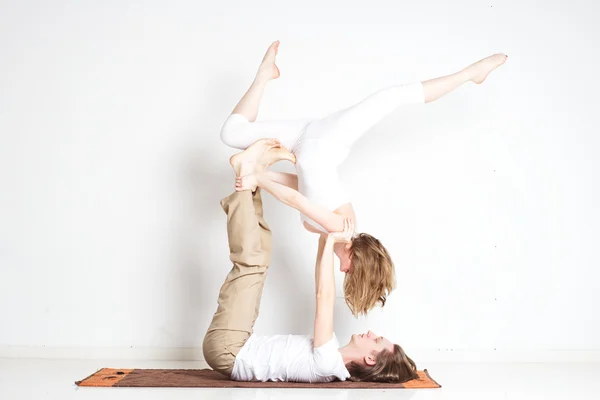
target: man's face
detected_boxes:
[350,330,394,363]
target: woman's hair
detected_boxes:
[346,344,418,383]
[343,233,396,317]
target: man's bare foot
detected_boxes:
[235,173,258,192]
[255,41,280,83]
[229,138,280,177]
[467,53,508,84]
[234,146,296,192]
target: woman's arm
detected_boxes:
[256,173,345,232]
[265,171,298,190]
[313,219,354,348]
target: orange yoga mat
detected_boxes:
[76,368,441,389]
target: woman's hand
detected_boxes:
[327,218,355,244]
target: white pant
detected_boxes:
[220,82,424,153]
[220,82,425,231]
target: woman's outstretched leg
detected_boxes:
[422,53,507,103]
[221,41,311,151]
[311,53,507,148]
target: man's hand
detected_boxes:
[327,218,355,244]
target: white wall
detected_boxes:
[1,0,599,360]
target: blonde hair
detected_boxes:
[343,233,396,317]
[346,344,418,383]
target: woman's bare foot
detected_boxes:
[260,146,296,166]
[255,40,281,83]
[229,138,280,177]
[467,53,508,84]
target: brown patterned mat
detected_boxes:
[76,368,441,389]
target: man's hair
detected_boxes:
[346,344,418,383]
[343,233,396,317]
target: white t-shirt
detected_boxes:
[231,333,351,383]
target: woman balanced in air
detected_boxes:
[221,41,507,316]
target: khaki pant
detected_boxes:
[202,189,271,377]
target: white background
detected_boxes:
[1,0,599,360]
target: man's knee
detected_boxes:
[203,332,236,377]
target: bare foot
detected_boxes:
[229,138,280,177]
[256,41,281,83]
[259,146,296,166]
[234,146,296,192]
[235,173,258,192]
[467,53,508,84]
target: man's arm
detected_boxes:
[313,219,354,348]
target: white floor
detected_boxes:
[1,358,599,400]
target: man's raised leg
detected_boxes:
[202,188,271,377]
[202,139,279,377]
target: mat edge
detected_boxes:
[423,368,442,388]
[74,367,103,386]
[77,368,440,389]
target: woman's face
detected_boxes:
[340,257,352,273]
[339,242,353,273]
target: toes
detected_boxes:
[266,139,281,148]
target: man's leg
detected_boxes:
[202,189,271,377]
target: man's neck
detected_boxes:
[338,344,359,366]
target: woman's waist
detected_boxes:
[298,181,349,209]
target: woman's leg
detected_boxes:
[220,41,310,151]
[313,53,507,148]
[422,53,507,103]
[231,41,280,122]
[221,115,310,152]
